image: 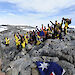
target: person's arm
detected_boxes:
[50,21,55,25]
[18,33,21,37]
[61,20,63,25]
[62,18,67,21]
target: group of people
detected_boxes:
[5,17,71,50]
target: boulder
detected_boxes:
[31,57,43,62]
[61,54,73,63]
[45,57,59,62]
[31,50,39,57]
[26,44,32,51]
[70,36,75,40]
[6,68,18,75]
[32,68,39,75]
[57,60,74,75]
[9,54,32,72]
[20,67,31,75]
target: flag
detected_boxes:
[36,61,65,75]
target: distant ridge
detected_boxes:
[1,25,8,26]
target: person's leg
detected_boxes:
[6,44,9,46]
[52,34,55,39]
[66,27,67,34]
[64,28,66,35]
[17,45,19,50]
[59,33,62,39]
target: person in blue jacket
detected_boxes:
[39,30,45,42]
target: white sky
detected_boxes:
[0,0,75,28]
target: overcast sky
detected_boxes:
[0,0,75,28]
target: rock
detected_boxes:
[0,72,5,75]
[57,60,74,75]
[30,63,37,68]
[67,41,75,46]
[31,50,39,57]
[29,43,44,56]
[32,68,39,75]
[0,39,1,47]
[9,54,32,72]
[70,36,75,40]
[6,68,18,75]
[61,48,69,55]
[61,54,73,63]
[31,57,43,62]
[68,29,75,33]
[63,35,71,42]
[20,67,31,75]
[45,39,51,45]
[46,57,59,62]
[49,50,73,64]
[73,55,75,66]
[1,26,75,75]
[32,43,44,51]
[26,44,32,51]
[72,69,75,75]
[1,43,5,49]
[38,48,49,56]
[67,49,75,56]
[21,49,27,55]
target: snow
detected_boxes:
[0,26,7,32]
[23,28,35,31]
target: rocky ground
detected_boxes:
[0,25,75,75]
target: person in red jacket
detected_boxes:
[42,24,44,30]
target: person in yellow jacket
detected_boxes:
[62,17,71,35]
[24,33,29,46]
[21,38,27,55]
[64,22,68,35]
[5,37,10,46]
[64,26,67,35]
[48,24,52,34]
[21,39,25,49]
[14,34,20,49]
[36,34,41,45]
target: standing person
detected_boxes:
[50,20,58,39]
[54,21,63,39]
[36,34,41,45]
[64,26,67,35]
[29,31,33,44]
[39,30,45,42]
[60,19,63,32]
[52,27,54,39]
[48,24,50,31]
[47,24,52,38]
[35,26,39,33]
[62,17,71,35]
[14,34,20,50]
[17,33,25,49]
[44,26,46,30]
[5,37,10,46]
[21,38,26,51]
[32,30,37,45]
[64,20,68,35]
[18,33,26,53]
[42,24,44,30]
[24,33,29,46]
[58,20,63,39]
[35,26,40,35]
